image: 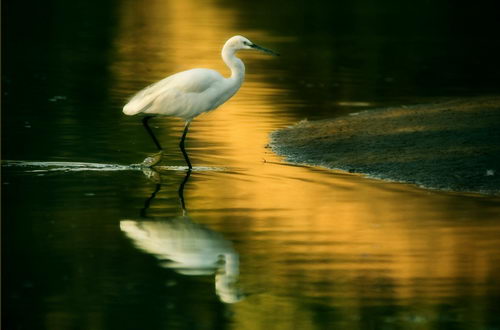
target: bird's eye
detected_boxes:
[243,41,250,46]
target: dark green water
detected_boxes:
[3,1,500,329]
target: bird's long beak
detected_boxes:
[251,43,280,56]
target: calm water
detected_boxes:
[3,0,500,329]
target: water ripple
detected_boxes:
[2,160,225,173]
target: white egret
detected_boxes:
[123,35,279,169]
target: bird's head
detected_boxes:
[225,35,279,56]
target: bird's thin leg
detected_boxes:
[140,183,161,218]
[178,169,192,215]
[142,116,163,151]
[180,120,192,170]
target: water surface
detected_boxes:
[3,0,500,329]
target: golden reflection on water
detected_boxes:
[206,170,500,328]
[110,0,500,327]
[111,0,289,163]
[128,165,500,328]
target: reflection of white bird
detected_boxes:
[123,35,278,169]
[120,217,243,303]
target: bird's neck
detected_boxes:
[221,47,245,83]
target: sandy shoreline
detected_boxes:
[270,97,500,195]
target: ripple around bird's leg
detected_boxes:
[152,165,227,172]
[2,159,229,173]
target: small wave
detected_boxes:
[2,160,136,172]
[2,160,226,173]
[153,165,226,172]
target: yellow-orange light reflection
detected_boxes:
[110,1,500,328]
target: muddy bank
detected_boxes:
[270,97,500,195]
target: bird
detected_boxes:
[123,35,279,169]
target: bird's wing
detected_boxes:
[165,69,224,94]
[123,69,224,116]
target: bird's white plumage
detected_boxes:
[123,68,239,120]
[122,35,269,120]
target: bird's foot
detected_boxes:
[142,151,164,167]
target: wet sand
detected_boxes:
[270,97,500,195]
